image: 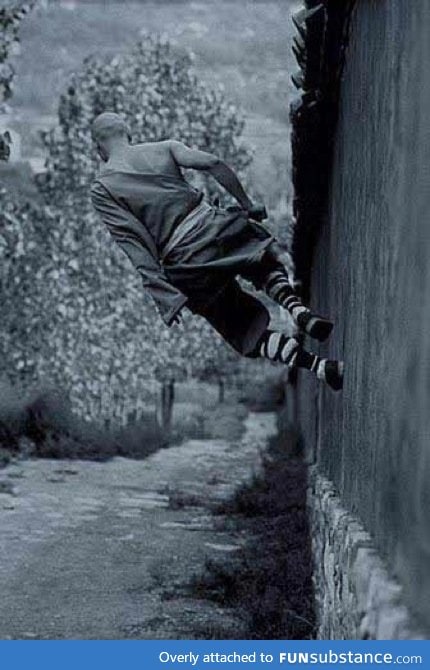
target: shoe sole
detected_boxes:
[318,360,344,391]
[329,361,344,391]
[307,317,334,342]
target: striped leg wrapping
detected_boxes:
[263,271,310,316]
[310,356,320,373]
[259,332,300,367]
[263,271,333,343]
[256,332,343,389]
[264,271,295,304]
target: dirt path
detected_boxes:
[0,412,276,639]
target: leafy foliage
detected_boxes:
[1,183,160,422]
[0,1,34,159]
[0,1,34,108]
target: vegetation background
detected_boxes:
[0,0,297,459]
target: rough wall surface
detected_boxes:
[309,470,425,639]
[295,0,430,635]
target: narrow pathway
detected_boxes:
[0,412,276,639]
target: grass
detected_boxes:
[187,411,316,639]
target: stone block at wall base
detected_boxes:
[309,468,426,640]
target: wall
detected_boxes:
[294,0,430,637]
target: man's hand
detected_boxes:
[247,203,268,222]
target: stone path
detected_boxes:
[0,412,276,639]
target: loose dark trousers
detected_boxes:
[180,242,288,357]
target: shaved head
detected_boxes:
[91,112,129,145]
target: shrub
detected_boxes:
[0,381,166,462]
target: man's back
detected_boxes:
[101,141,184,180]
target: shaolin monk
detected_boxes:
[90,112,343,390]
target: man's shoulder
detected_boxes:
[132,139,176,154]
[129,140,181,174]
[134,139,176,147]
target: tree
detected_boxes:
[0,186,161,424]
[0,1,34,159]
[0,1,34,109]
[0,1,46,386]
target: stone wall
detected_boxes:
[308,470,425,640]
[290,0,430,638]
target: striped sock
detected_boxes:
[263,270,308,317]
[257,330,320,370]
[263,269,334,342]
[256,331,344,390]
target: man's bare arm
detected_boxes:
[169,141,254,211]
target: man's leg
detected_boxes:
[255,329,344,391]
[244,245,334,342]
[264,268,333,341]
[187,278,343,391]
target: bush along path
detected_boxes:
[0,412,278,639]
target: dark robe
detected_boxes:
[91,170,275,355]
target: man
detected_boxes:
[90,112,343,390]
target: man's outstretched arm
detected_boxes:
[169,141,265,219]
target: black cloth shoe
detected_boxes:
[316,360,344,391]
[296,310,334,342]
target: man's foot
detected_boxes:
[296,310,334,342]
[316,360,344,391]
